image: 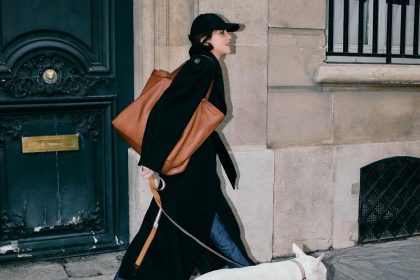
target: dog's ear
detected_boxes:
[316,253,324,264]
[292,243,306,258]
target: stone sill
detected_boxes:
[315,63,420,85]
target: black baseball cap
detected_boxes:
[188,13,240,41]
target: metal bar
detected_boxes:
[373,0,379,53]
[328,0,420,62]
[386,2,394,63]
[400,2,407,54]
[328,0,335,52]
[327,52,389,57]
[358,0,365,53]
[414,0,420,55]
[327,52,420,59]
[343,0,349,53]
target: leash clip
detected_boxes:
[153,173,166,191]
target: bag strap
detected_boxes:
[198,55,217,101]
[204,80,215,100]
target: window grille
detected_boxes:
[359,156,420,244]
[327,0,420,63]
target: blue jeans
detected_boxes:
[113,269,123,280]
[209,214,252,268]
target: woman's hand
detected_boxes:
[140,166,155,179]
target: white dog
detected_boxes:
[195,244,326,280]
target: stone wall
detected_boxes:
[130,0,273,263]
[130,0,420,261]
[268,0,420,257]
[268,0,332,257]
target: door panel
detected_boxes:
[0,0,110,72]
[0,0,131,261]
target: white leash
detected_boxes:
[148,176,245,268]
[159,207,245,267]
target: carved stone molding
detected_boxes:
[0,52,112,98]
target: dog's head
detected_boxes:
[292,243,327,280]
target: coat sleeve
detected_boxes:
[138,57,216,173]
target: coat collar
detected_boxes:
[189,44,219,64]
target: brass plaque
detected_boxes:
[22,134,79,153]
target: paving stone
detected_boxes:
[322,238,420,280]
[0,262,68,280]
[63,252,121,278]
[1,239,420,279]
[77,275,113,280]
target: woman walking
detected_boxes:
[116,13,253,280]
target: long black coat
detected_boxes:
[118,49,252,280]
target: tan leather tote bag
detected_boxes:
[112,64,224,176]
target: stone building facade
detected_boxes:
[128,0,420,262]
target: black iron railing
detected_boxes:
[328,0,420,63]
[359,156,420,244]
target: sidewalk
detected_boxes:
[0,237,419,279]
[0,251,122,280]
[322,237,420,280]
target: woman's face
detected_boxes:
[206,30,232,59]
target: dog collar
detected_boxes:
[290,259,307,280]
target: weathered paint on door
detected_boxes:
[0,0,132,261]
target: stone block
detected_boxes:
[269,0,326,29]
[220,46,268,146]
[134,0,155,97]
[333,91,420,144]
[273,146,334,257]
[155,0,169,46]
[128,149,152,241]
[155,0,194,46]
[332,141,420,248]
[167,46,190,70]
[268,90,333,148]
[198,0,268,46]
[316,64,420,85]
[154,45,190,71]
[168,0,194,46]
[222,146,274,262]
[269,29,326,86]
[129,146,274,263]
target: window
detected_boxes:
[327,0,420,63]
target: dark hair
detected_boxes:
[188,32,214,55]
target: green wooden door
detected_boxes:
[0,0,132,261]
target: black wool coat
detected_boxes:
[117,49,253,280]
